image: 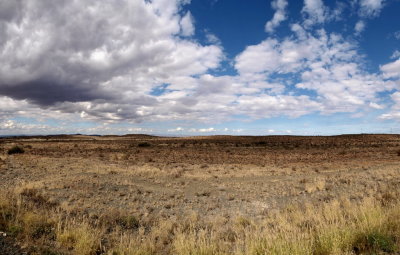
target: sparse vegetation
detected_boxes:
[1,134,400,254]
[7,145,24,155]
[0,188,400,254]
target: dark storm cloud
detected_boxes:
[0,78,115,106]
[0,0,22,22]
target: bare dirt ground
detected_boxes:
[1,134,400,225]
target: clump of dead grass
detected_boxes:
[57,220,103,255]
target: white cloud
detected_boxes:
[391,50,400,59]
[369,102,384,109]
[235,26,395,114]
[233,129,244,133]
[381,58,400,79]
[236,94,322,118]
[302,0,329,27]
[126,128,146,133]
[380,112,400,120]
[168,127,184,132]
[235,36,311,75]
[379,92,400,121]
[205,31,222,45]
[300,0,346,27]
[355,20,366,35]
[359,0,385,17]
[1,120,15,129]
[267,129,295,134]
[0,119,61,134]
[395,31,400,40]
[235,39,281,74]
[331,2,345,20]
[353,0,386,38]
[265,0,288,33]
[180,11,195,37]
[391,92,400,109]
[190,127,216,133]
[0,97,29,117]
[199,128,216,132]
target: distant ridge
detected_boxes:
[1,133,399,140]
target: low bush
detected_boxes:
[116,215,140,230]
[352,231,397,254]
[7,145,24,155]
[138,142,151,147]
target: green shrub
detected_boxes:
[254,141,267,146]
[138,142,151,147]
[352,231,397,254]
[7,145,24,155]
[8,225,23,236]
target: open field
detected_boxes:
[1,134,400,254]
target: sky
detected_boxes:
[0,0,400,136]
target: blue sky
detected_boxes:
[0,0,399,135]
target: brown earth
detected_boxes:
[1,134,400,225]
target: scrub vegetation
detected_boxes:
[0,134,400,254]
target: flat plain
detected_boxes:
[1,134,400,254]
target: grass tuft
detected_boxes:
[57,222,102,255]
[22,212,55,239]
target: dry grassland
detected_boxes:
[0,134,400,254]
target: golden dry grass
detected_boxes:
[1,189,400,254]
